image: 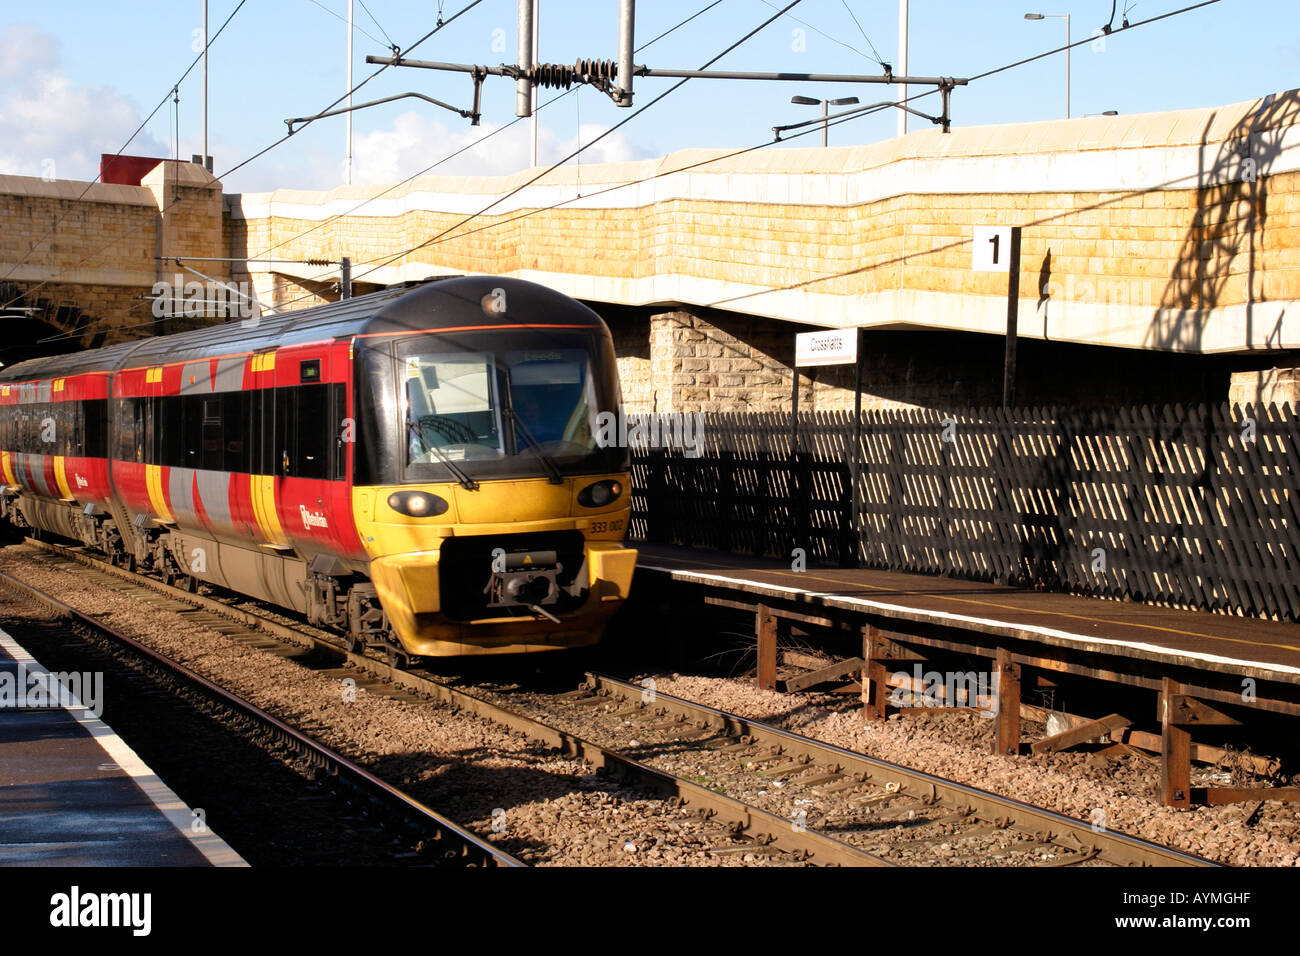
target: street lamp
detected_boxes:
[1025,12,1070,119]
[790,95,860,147]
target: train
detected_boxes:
[0,276,637,664]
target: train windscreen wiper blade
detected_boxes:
[407,417,479,491]
[506,407,563,485]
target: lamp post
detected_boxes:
[1024,12,1069,119]
[790,95,860,147]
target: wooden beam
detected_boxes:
[783,656,865,693]
[994,646,1022,756]
[1165,694,1243,727]
[863,624,889,720]
[1198,786,1300,806]
[1161,677,1193,809]
[1030,713,1131,755]
[756,604,778,691]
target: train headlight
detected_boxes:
[577,479,622,508]
[387,490,450,517]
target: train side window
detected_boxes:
[200,396,222,471]
[113,399,136,462]
[329,382,347,481]
[144,397,157,465]
[156,396,182,467]
[293,385,328,480]
[258,389,277,476]
[37,403,55,456]
[222,392,249,473]
[275,386,294,476]
[84,400,108,459]
[63,401,80,457]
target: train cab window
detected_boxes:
[404,353,502,464]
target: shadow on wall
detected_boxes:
[0,282,107,366]
[1148,90,1300,352]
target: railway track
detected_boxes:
[11,537,1213,867]
[0,555,520,869]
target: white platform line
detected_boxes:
[639,563,1300,680]
[0,628,246,867]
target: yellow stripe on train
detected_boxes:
[53,456,74,500]
[145,464,173,521]
[249,473,287,545]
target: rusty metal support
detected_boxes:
[994,646,1022,756]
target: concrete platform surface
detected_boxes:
[0,629,244,866]
[636,544,1300,685]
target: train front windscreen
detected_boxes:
[354,328,627,485]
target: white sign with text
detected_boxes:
[795,329,858,367]
[972,225,1013,272]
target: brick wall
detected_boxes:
[228,90,1300,356]
[0,162,224,349]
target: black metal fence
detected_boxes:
[627,405,1300,622]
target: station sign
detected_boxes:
[972,225,1014,273]
[795,329,858,368]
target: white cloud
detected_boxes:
[302,109,654,189]
[0,25,166,180]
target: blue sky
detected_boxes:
[0,0,1295,193]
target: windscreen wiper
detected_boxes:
[407,417,479,491]
[505,407,563,485]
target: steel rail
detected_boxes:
[15,539,887,867]
[16,538,1215,866]
[0,564,521,869]
[579,673,1214,867]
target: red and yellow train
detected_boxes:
[0,276,637,663]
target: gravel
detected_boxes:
[641,673,1300,866]
[0,545,778,867]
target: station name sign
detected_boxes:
[795,329,858,368]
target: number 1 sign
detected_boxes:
[972,225,1014,273]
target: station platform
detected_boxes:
[634,543,1300,709]
[0,630,244,866]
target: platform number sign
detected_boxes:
[972,225,1014,273]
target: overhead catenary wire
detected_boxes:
[143,0,740,317]
[357,0,399,51]
[304,0,390,51]
[294,0,809,298]
[838,0,888,66]
[24,0,1224,342]
[237,0,748,275]
[5,0,487,321]
[269,0,1225,314]
[637,0,728,52]
[757,0,884,66]
[218,0,486,182]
